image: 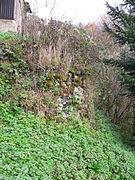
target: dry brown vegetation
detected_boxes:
[86,20,135,137]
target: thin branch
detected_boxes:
[50,0,56,17]
[118,99,133,119]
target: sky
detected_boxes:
[26,0,123,25]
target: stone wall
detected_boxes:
[0,0,24,32]
[0,19,17,32]
[15,0,24,32]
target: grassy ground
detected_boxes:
[0,101,135,179]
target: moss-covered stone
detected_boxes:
[54,73,61,80]
[60,72,68,81]
[47,72,54,80]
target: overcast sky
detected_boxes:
[26,0,123,24]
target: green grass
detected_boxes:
[0,102,135,179]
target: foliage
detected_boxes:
[86,20,120,59]
[104,0,135,136]
[105,0,135,51]
[0,101,135,179]
[104,0,135,96]
[0,32,22,42]
[104,52,135,94]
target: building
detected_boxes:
[0,0,24,32]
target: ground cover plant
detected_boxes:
[0,102,135,179]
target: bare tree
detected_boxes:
[31,0,57,17]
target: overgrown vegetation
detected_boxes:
[0,13,135,179]
[0,21,98,120]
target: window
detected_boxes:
[0,0,15,20]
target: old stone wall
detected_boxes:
[0,19,17,32]
[15,0,24,32]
